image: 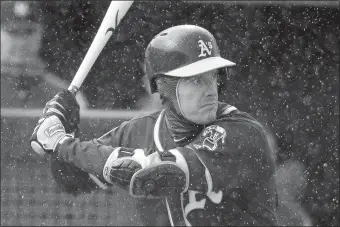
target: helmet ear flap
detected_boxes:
[149,74,163,94]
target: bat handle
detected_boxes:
[68,85,79,96]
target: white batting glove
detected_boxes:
[30,114,73,156]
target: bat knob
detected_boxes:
[31,141,46,157]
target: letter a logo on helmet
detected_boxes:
[198,40,212,58]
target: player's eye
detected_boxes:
[184,72,218,86]
[192,78,201,84]
[211,73,218,80]
[184,76,201,84]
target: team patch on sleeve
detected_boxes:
[190,125,227,153]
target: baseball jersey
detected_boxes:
[160,114,278,226]
[51,102,278,226]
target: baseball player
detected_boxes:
[30,25,278,226]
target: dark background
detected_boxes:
[1,1,339,226]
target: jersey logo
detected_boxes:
[198,40,212,57]
[182,167,223,226]
[200,125,226,151]
[105,9,119,35]
[184,189,223,219]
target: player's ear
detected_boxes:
[142,75,152,94]
[217,68,226,94]
[139,60,151,95]
[218,68,235,94]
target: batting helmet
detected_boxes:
[144,24,236,93]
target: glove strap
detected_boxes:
[53,134,74,153]
[158,150,177,162]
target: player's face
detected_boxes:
[177,70,219,124]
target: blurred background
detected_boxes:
[1,1,339,226]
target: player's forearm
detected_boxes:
[50,154,99,195]
[56,137,115,177]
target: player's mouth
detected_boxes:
[200,100,217,109]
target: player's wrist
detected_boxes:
[53,134,74,153]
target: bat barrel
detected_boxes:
[67,1,134,93]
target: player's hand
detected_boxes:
[30,113,73,156]
[102,148,155,190]
[102,147,186,196]
[43,90,80,134]
[30,90,78,156]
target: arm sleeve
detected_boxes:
[176,121,277,206]
[50,121,129,195]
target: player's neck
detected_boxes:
[164,107,203,147]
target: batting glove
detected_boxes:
[30,113,73,156]
[102,147,144,191]
[43,90,80,134]
[30,90,79,156]
[102,147,188,198]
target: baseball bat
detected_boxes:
[31,1,134,156]
[69,1,134,190]
[68,0,134,95]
